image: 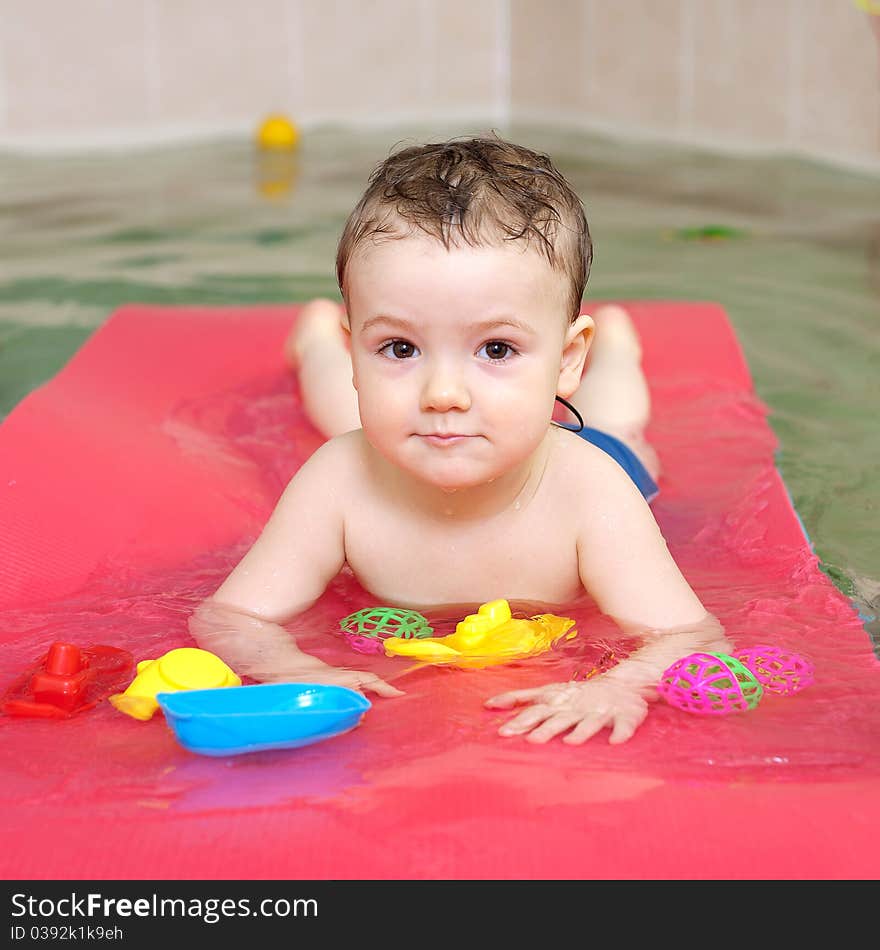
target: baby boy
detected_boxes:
[190,135,727,744]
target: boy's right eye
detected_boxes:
[379,339,420,360]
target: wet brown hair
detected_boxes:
[336,134,592,321]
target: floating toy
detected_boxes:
[733,645,814,696]
[382,599,577,669]
[109,647,240,721]
[339,606,433,656]
[157,683,370,756]
[658,652,763,715]
[256,114,299,151]
[1,642,134,719]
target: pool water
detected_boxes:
[0,124,877,646]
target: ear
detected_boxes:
[340,304,358,391]
[557,313,594,398]
[340,303,352,332]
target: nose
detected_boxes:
[419,358,471,413]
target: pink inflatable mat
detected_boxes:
[0,301,878,880]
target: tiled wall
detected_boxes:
[0,0,878,168]
[512,0,880,167]
[0,0,506,146]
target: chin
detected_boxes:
[408,460,498,493]
[418,471,486,493]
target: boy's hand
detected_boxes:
[485,678,650,745]
[262,661,405,698]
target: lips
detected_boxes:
[418,433,475,445]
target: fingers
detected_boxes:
[562,712,614,745]
[347,672,405,698]
[485,687,547,709]
[497,700,647,745]
[497,703,557,737]
[360,676,405,698]
[608,703,648,744]
[298,668,404,698]
[524,712,584,744]
[497,704,585,744]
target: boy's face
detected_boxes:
[345,231,590,492]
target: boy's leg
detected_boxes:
[284,298,360,437]
[568,304,660,480]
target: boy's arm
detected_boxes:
[576,456,707,632]
[487,454,728,742]
[189,438,402,697]
[574,457,729,689]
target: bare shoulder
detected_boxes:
[209,432,369,619]
[300,428,364,468]
[546,426,648,519]
[263,431,366,532]
[283,429,366,493]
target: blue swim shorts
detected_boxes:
[557,423,659,503]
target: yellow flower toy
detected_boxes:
[109,648,240,721]
[382,599,576,669]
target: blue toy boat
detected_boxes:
[156,682,371,756]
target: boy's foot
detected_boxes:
[589,304,642,363]
[283,298,347,369]
[573,304,661,481]
[283,298,361,437]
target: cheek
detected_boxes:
[354,372,408,432]
[478,380,556,455]
[482,362,558,414]
[352,363,401,402]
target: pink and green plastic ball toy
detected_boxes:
[339,606,433,655]
[658,652,764,715]
[659,646,813,715]
[733,645,814,696]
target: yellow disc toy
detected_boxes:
[109,648,240,721]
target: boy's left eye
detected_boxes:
[479,340,516,360]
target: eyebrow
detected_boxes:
[359,314,537,335]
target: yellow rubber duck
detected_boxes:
[109,648,240,721]
[382,599,576,669]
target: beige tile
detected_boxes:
[0,0,153,135]
[689,0,790,146]
[583,0,684,132]
[793,0,880,161]
[427,0,499,118]
[298,0,432,122]
[511,0,588,115]
[154,0,295,126]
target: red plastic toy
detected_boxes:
[1,641,134,718]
